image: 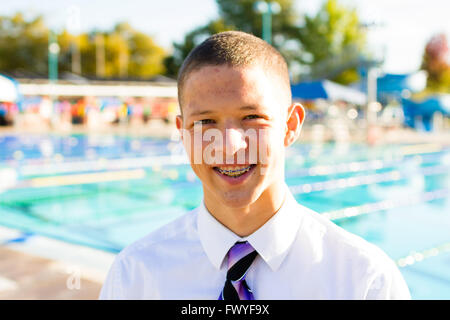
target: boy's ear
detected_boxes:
[284,103,305,147]
[176,115,183,139]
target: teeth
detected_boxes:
[219,165,251,172]
[216,165,253,177]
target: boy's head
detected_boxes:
[176,31,304,218]
[177,31,291,112]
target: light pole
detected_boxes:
[359,21,385,126]
[254,1,281,45]
[48,29,60,127]
[66,5,82,75]
[48,30,60,83]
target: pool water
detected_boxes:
[0,133,449,299]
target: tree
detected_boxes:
[164,0,300,78]
[164,0,367,84]
[128,26,166,78]
[421,33,450,92]
[297,0,366,84]
[81,23,167,79]
[216,0,299,38]
[217,0,305,81]
[164,19,233,78]
[56,29,76,75]
[96,22,166,79]
[0,13,167,80]
[0,13,49,76]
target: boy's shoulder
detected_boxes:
[296,202,396,268]
[294,203,410,299]
[116,207,200,263]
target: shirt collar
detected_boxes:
[197,185,303,272]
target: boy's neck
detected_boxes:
[203,182,287,238]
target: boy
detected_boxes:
[99,31,410,299]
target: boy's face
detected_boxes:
[177,64,301,209]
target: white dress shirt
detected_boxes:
[99,185,411,299]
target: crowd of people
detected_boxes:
[0,95,179,128]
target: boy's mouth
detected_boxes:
[213,164,256,178]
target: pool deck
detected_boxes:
[0,226,116,299]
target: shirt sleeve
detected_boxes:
[365,259,411,300]
[98,254,127,300]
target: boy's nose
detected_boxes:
[224,128,247,160]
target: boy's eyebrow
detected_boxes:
[240,105,258,111]
[188,110,215,117]
[188,105,261,117]
[241,105,271,114]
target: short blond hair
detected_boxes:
[177,31,291,111]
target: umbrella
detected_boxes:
[0,74,19,102]
[291,80,367,105]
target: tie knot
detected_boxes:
[226,241,257,281]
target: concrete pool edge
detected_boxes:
[0,225,116,286]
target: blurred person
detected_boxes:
[99,31,410,300]
[367,124,384,146]
[0,102,9,126]
[71,98,86,125]
[39,96,53,127]
[58,100,73,130]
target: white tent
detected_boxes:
[0,74,19,102]
[322,80,367,105]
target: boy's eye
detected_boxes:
[194,119,215,125]
[244,114,263,120]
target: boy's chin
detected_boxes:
[215,189,259,209]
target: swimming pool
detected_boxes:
[0,133,449,299]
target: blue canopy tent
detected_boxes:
[366,71,426,103]
[402,95,450,131]
[291,80,367,105]
[377,73,413,99]
[355,71,427,104]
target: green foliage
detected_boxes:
[164,19,234,77]
[0,13,49,75]
[0,14,166,79]
[0,1,369,84]
[128,28,166,77]
[216,0,298,37]
[297,0,366,84]
[165,0,300,78]
[165,0,367,84]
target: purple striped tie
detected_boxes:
[219,241,258,300]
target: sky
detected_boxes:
[1,0,449,74]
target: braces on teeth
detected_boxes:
[217,165,253,176]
